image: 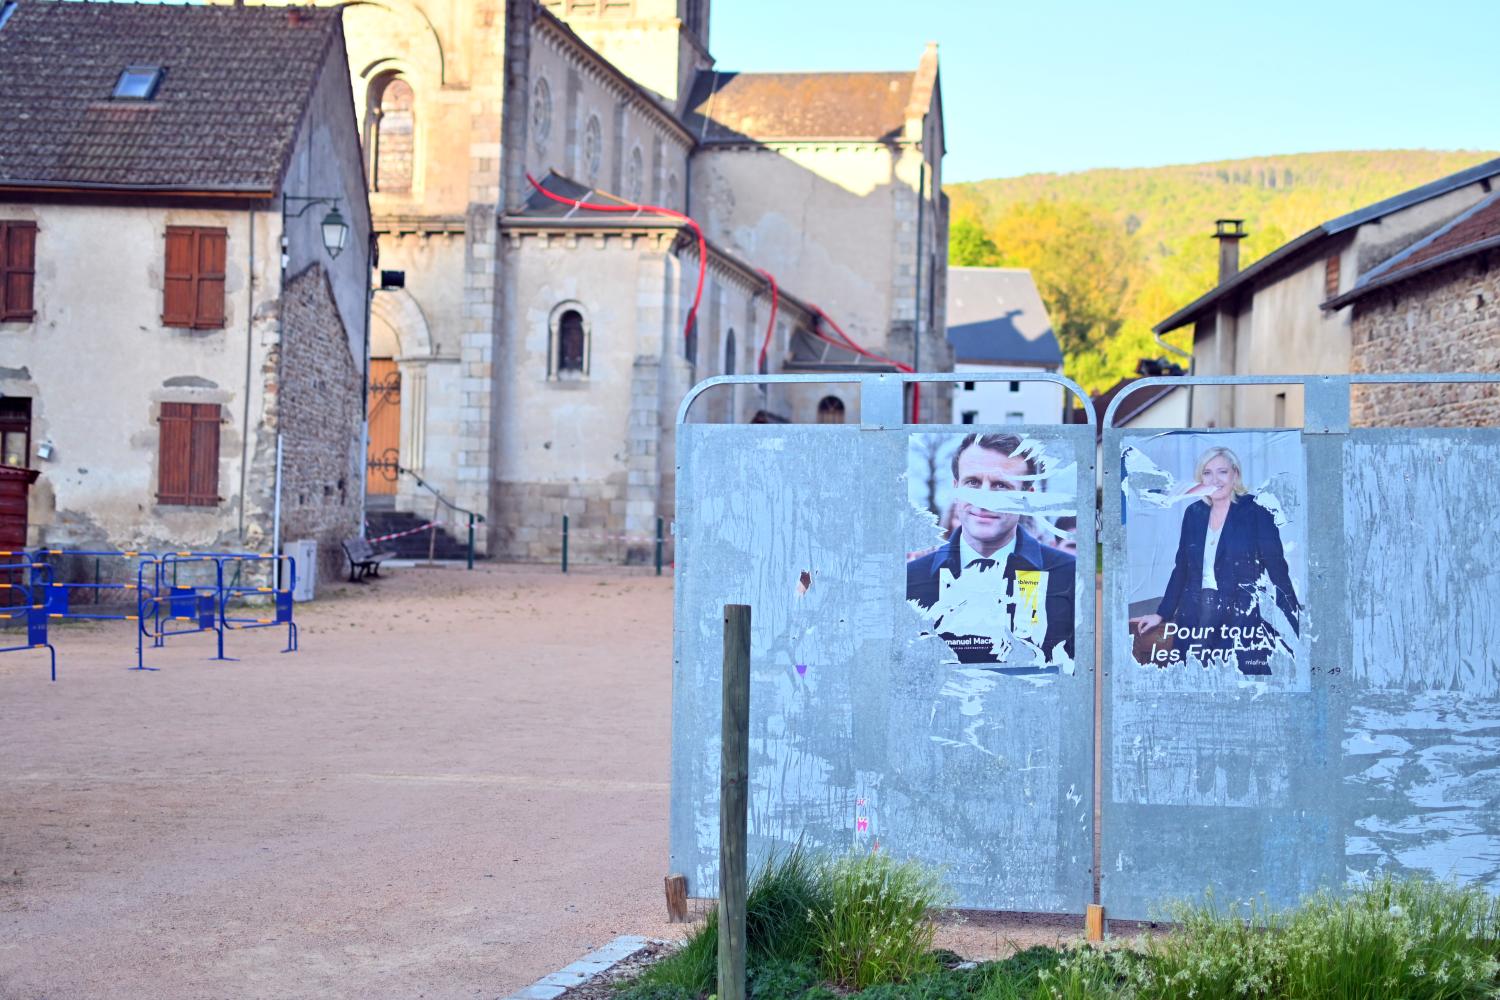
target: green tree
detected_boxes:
[948,214,1001,266]
[989,200,1138,359]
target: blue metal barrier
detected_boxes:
[0,560,57,681]
[216,554,298,656]
[10,547,301,677]
[137,554,231,669]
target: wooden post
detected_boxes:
[1086,903,1105,942]
[719,604,751,1000]
[664,873,688,923]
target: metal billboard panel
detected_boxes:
[1343,429,1500,889]
[671,375,1096,913]
[1102,374,1500,920]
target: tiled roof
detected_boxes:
[0,1,341,193]
[683,70,915,143]
[1378,194,1500,278]
[946,267,1062,367]
[1326,192,1500,308]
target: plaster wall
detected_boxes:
[951,365,1064,425]
[690,145,899,347]
[281,33,375,360]
[0,202,279,552]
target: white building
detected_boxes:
[946,267,1064,425]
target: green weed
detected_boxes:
[809,852,951,990]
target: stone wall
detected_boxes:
[1349,253,1500,428]
[494,476,663,566]
[274,264,364,588]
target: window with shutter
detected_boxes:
[0,221,37,322]
[163,227,227,329]
[158,402,221,506]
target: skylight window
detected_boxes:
[113,66,164,100]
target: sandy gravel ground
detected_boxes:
[0,564,1084,1000]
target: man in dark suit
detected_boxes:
[907,433,1076,670]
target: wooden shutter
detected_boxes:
[162,227,227,329]
[158,403,220,506]
[0,222,37,322]
[163,228,196,327]
[195,230,226,329]
[157,403,193,503]
[186,404,221,505]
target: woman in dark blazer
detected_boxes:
[1130,446,1299,675]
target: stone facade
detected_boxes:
[1350,253,1500,428]
[275,265,365,584]
[333,0,949,564]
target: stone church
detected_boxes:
[331,0,948,561]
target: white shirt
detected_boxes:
[959,531,1018,575]
[1202,523,1223,590]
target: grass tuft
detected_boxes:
[809,852,951,990]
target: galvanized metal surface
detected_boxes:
[1102,374,1500,920]
[672,373,1096,913]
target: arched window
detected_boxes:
[549,303,591,379]
[369,74,415,194]
[558,310,585,374]
[684,317,697,365]
[626,146,644,202]
[723,329,736,376]
[817,396,846,424]
[582,114,603,185]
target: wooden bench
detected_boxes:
[342,537,394,583]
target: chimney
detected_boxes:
[1214,219,1246,284]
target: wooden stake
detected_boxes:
[1086,903,1105,942]
[719,604,751,1000]
[664,873,688,923]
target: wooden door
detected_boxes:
[366,359,401,495]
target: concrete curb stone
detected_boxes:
[500,934,651,1000]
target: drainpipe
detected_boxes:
[359,230,374,539]
[1151,325,1195,425]
[271,432,283,573]
[913,158,925,377]
[238,207,256,540]
[274,197,287,567]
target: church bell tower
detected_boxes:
[537,0,711,106]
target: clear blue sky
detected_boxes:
[711,0,1500,183]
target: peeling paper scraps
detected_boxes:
[950,483,1077,519]
[1252,489,1290,527]
[914,563,1072,674]
[1122,446,1193,508]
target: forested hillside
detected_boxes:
[946,150,1499,393]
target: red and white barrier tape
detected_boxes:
[365,522,436,543]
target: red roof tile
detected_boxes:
[0,1,342,193]
[1381,196,1500,279]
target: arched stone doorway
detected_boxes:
[367,289,434,501]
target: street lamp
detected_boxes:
[282,195,350,262]
[320,206,349,259]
